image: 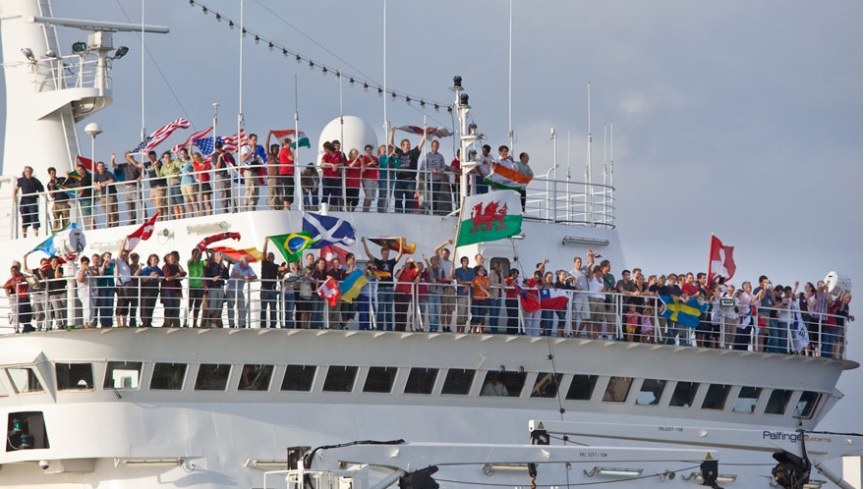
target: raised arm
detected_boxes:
[394,240,405,264]
[434,239,453,258]
[361,236,375,261]
[388,127,396,148]
[416,130,428,152]
[586,248,595,270]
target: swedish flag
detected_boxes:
[659,295,708,328]
[269,231,319,263]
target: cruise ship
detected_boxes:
[0,1,860,488]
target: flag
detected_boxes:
[339,269,369,304]
[514,282,541,313]
[196,232,242,252]
[76,155,94,171]
[65,170,82,181]
[477,160,534,191]
[124,212,159,252]
[31,235,56,257]
[54,182,81,200]
[270,231,318,263]
[270,129,311,148]
[302,212,356,248]
[368,237,416,255]
[659,295,709,328]
[319,245,350,263]
[318,277,341,307]
[540,288,569,310]
[220,130,247,153]
[395,125,453,138]
[456,190,523,247]
[708,235,736,283]
[171,127,213,154]
[210,246,262,263]
[194,137,216,156]
[131,118,191,153]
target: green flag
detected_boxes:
[269,231,318,263]
[456,190,523,247]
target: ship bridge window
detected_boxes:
[565,374,598,401]
[364,367,397,393]
[281,365,317,392]
[793,391,820,418]
[151,363,187,390]
[481,371,526,398]
[104,362,142,390]
[765,389,792,415]
[404,368,438,394]
[55,363,94,390]
[530,372,563,398]
[670,381,699,407]
[239,364,274,391]
[6,368,44,394]
[441,369,475,395]
[636,379,667,406]
[602,377,633,403]
[702,384,731,410]
[195,364,231,391]
[733,387,762,413]
[323,366,358,392]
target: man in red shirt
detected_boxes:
[4,262,33,332]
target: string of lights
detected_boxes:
[187,0,454,114]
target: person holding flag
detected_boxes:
[361,236,404,331]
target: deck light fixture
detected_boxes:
[452,75,462,89]
[562,236,609,247]
[584,467,643,477]
[72,41,88,54]
[20,48,36,62]
[113,46,129,60]
[187,221,230,234]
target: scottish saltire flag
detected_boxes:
[456,190,522,247]
[303,213,356,248]
[270,231,318,263]
[171,127,213,154]
[659,295,709,328]
[339,269,369,304]
[477,160,534,191]
[270,129,311,148]
[131,118,191,153]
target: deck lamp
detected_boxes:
[453,75,462,89]
[20,48,36,61]
[113,46,129,59]
[72,41,87,54]
[460,93,469,106]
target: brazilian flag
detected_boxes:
[270,231,319,263]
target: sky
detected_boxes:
[1,1,861,430]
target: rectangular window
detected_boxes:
[6,368,43,394]
[794,391,820,418]
[602,377,633,403]
[480,371,526,398]
[194,364,231,391]
[636,379,666,406]
[239,365,274,391]
[530,373,563,398]
[103,362,142,389]
[281,365,317,392]
[151,363,187,390]
[404,368,438,395]
[363,367,397,393]
[702,384,730,410]
[765,389,792,415]
[441,369,475,395]
[55,363,94,391]
[733,387,762,413]
[323,366,358,392]
[565,374,598,401]
[670,381,699,407]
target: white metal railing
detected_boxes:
[0,274,849,360]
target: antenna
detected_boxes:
[586,83,594,223]
[294,74,302,208]
[508,0,513,149]
[237,0,245,137]
[566,128,571,180]
[140,0,146,141]
[382,0,388,139]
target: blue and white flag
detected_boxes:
[194,136,215,156]
[302,212,356,249]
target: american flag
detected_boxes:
[220,129,247,153]
[194,137,215,156]
[130,118,191,153]
[171,127,213,154]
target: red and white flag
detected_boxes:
[317,277,341,307]
[124,212,159,252]
[220,129,248,153]
[171,127,213,154]
[708,235,736,284]
[132,118,191,153]
[319,245,350,264]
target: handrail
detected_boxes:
[0,275,849,360]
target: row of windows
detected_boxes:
[2,363,821,418]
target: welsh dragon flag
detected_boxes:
[456,190,522,247]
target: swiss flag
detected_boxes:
[319,245,350,264]
[317,277,341,307]
[124,212,159,252]
[708,235,735,284]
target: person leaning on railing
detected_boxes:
[46,167,71,232]
[93,161,119,228]
[161,251,187,328]
[202,251,228,329]
[4,261,34,332]
[22,254,49,331]
[125,150,166,221]
[192,152,214,215]
[111,151,142,226]
[138,253,163,327]
[13,165,44,238]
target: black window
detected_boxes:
[195,364,231,391]
[151,363,187,390]
[602,377,633,402]
[480,371,526,398]
[55,363,94,391]
[794,391,820,418]
[103,362,142,389]
[636,379,666,406]
[281,365,317,392]
[404,368,438,395]
[364,367,397,393]
[239,364,274,391]
[565,374,598,400]
[733,387,761,413]
[670,381,699,407]
[441,369,475,395]
[530,373,563,398]
[702,384,730,410]
[323,366,358,392]
[766,389,792,415]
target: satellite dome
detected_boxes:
[316,116,378,163]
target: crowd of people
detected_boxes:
[11,129,531,234]
[3,241,852,360]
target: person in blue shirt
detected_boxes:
[453,256,475,333]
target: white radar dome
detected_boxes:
[316,116,379,164]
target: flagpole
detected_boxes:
[707,233,714,285]
[294,74,302,213]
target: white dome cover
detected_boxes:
[316,115,378,163]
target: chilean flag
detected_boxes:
[514,282,541,313]
[124,212,159,252]
[540,288,569,310]
[708,235,736,284]
[318,277,341,307]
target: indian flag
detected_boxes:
[477,160,533,191]
[270,129,311,149]
[456,190,522,247]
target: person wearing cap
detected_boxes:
[126,149,166,221]
[112,150,143,225]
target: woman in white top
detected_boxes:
[77,255,97,328]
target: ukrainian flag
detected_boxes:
[339,269,369,304]
[659,295,708,328]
